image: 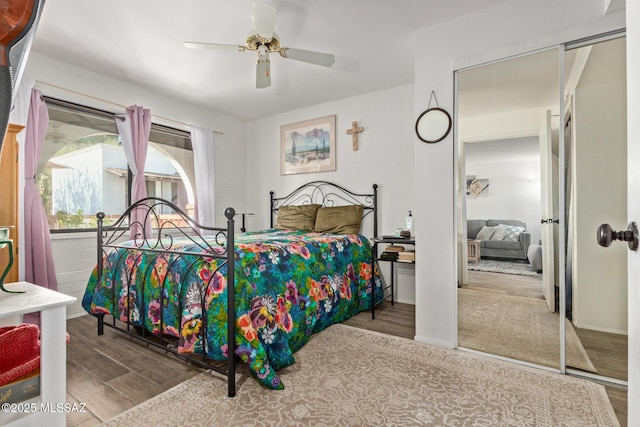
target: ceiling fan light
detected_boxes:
[252,1,278,41]
[256,58,271,89]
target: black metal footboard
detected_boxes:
[94,197,237,397]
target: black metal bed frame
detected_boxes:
[270,180,378,238]
[271,181,381,318]
[91,182,378,399]
[94,197,237,397]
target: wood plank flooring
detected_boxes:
[66,315,204,426]
[66,295,626,426]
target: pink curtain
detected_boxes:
[116,105,151,239]
[23,89,57,323]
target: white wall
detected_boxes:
[413,0,625,348]
[465,137,542,244]
[246,84,416,304]
[21,53,247,316]
[50,232,97,318]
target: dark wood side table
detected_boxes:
[370,236,415,319]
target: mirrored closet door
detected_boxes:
[456,48,561,371]
[456,33,628,385]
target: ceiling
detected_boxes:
[457,49,565,119]
[31,0,510,122]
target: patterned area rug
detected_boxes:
[458,289,596,372]
[468,259,540,276]
[103,324,618,427]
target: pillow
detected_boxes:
[489,224,509,240]
[502,224,525,242]
[313,205,364,234]
[275,204,321,231]
[475,225,495,241]
[489,224,525,241]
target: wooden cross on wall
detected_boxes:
[346,121,364,151]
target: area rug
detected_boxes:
[468,259,540,276]
[458,288,596,372]
[102,324,618,427]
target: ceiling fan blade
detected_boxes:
[184,42,246,51]
[256,55,271,89]
[279,48,335,67]
[252,1,277,41]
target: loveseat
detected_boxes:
[467,219,531,261]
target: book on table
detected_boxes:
[397,250,415,262]
[380,251,399,261]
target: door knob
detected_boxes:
[597,222,639,251]
[541,218,560,224]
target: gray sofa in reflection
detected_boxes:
[467,219,531,261]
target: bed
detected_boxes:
[82,181,381,397]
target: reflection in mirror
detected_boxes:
[456,48,562,370]
[563,36,628,381]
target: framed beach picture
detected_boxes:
[281,115,336,175]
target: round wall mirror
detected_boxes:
[415,107,452,143]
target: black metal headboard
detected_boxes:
[270,181,378,237]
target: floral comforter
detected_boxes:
[82,229,381,389]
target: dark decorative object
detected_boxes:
[0,227,17,292]
[415,91,452,143]
[0,0,44,157]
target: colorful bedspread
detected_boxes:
[82,229,381,389]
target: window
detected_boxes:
[40,98,195,231]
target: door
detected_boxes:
[563,36,628,382]
[539,110,556,312]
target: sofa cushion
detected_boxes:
[489,224,510,240]
[475,225,495,240]
[484,240,523,250]
[467,220,487,240]
[502,224,525,242]
[487,219,526,230]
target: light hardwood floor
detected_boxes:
[66,295,626,426]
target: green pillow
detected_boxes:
[314,205,364,234]
[275,204,321,231]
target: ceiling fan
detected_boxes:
[184,1,335,89]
